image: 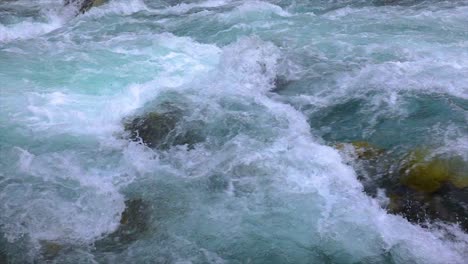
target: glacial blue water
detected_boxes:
[0,0,467,263]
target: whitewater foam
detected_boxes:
[155,37,468,263]
[0,14,63,43]
[1,1,467,263]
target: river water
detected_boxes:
[0,0,467,263]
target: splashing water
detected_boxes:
[1,0,467,263]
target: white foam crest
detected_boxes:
[403,4,468,20]
[340,58,468,100]
[207,36,280,95]
[322,6,364,20]
[84,0,148,17]
[265,52,467,264]
[234,1,290,17]
[216,0,290,23]
[154,0,230,15]
[279,1,468,116]
[0,13,63,43]
[297,45,468,119]
[20,33,219,138]
[323,4,468,22]
[437,131,468,161]
[274,134,467,263]
[22,84,158,137]
[0,147,125,246]
[121,142,161,177]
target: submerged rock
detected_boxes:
[0,251,7,264]
[36,199,152,259]
[334,141,388,195]
[335,141,384,160]
[124,111,178,149]
[271,76,292,93]
[94,198,151,252]
[64,0,107,14]
[118,199,151,238]
[123,109,204,149]
[40,241,64,261]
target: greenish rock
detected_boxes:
[445,156,468,189]
[386,149,468,229]
[338,143,468,230]
[401,157,449,193]
[399,149,467,193]
[451,177,468,189]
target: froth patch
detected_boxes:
[340,59,468,100]
[0,148,125,248]
[155,0,229,15]
[222,1,291,20]
[0,15,63,43]
[213,37,281,94]
[83,0,148,17]
[18,33,219,137]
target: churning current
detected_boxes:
[0,0,467,263]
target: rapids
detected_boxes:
[0,0,467,263]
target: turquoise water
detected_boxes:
[0,0,467,263]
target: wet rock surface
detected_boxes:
[335,141,384,161]
[388,186,468,228]
[123,108,204,150]
[40,241,65,261]
[392,151,468,229]
[124,111,179,149]
[94,198,152,252]
[64,0,107,14]
[400,149,451,193]
[336,142,468,231]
